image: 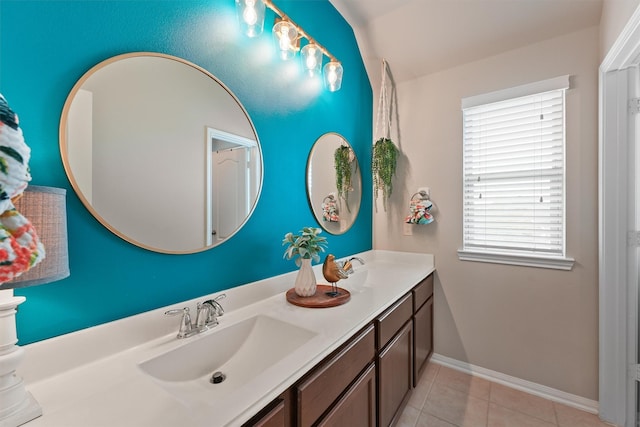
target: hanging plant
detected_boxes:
[373,60,400,212]
[334,145,356,212]
[372,137,398,210]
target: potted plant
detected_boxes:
[282,227,328,296]
[372,137,398,211]
[334,145,356,212]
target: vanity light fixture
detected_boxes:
[236,0,266,37]
[235,0,343,91]
[324,61,343,92]
[301,43,322,77]
[273,19,298,60]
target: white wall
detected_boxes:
[600,0,640,60]
[374,26,600,400]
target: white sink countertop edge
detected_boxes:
[20,249,435,427]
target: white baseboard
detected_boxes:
[430,353,599,415]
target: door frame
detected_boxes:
[600,5,640,426]
[205,127,258,246]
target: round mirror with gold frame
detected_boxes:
[60,52,263,254]
[306,132,361,235]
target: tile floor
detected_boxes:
[397,362,614,427]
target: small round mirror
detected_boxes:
[60,53,262,254]
[306,133,361,235]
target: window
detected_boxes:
[458,76,574,270]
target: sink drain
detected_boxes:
[210,371,226,384]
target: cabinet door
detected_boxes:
[317,363,376,427]
[378,321,413,427]
[414,296,433,386]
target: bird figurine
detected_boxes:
[322,254,351,297]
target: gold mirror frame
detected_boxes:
[306,132,361,235]
[60,52,263,254]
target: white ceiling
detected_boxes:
[328,0,603,83]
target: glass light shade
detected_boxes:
[323,61,343,92]
[301,43,322,77]
[273,20,298,60]
[235,0,266,38]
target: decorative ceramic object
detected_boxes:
[282,227,328,297]
[294,258,317,297]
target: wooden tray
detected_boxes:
[286,284,350,308]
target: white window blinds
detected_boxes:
[461,78,568,260]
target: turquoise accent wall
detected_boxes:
[0,0,372,344]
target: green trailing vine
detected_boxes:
[372,137,398,210]
[334,145,356,212]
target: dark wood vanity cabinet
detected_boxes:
[375,293,414,427]
[412,274,434,386]
[244,272,435,427]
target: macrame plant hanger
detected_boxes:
[375,59,392,143]
[373,59,399,212]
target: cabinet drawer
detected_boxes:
[243,397,286,427]
[253,399,285,427]
[376,293,412,350]
[317,363,376,427]
[412,274,433,312]
[296,324,375,427]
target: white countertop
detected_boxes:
[20,250,434,427]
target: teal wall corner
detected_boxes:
[0,0,372,344]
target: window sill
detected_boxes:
[457,249,575,271]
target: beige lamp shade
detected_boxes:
[9,186,69,288]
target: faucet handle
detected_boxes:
[165,307,193,339]
[213,293,226,315]
[165,307,188,316]
[205,293,226,316]
[195,293,226,328]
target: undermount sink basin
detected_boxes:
[138,315,317,387]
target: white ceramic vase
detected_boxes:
[294,258,317,297]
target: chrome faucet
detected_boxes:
[165,294,226,339]
[340,256,365,275]
[195,294,226,328]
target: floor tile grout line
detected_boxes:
[413,365,441,427]
[489,382,561,425]
[487,400,562,426]
[551,400,560,426]
[484,385,490,427]
[430,365,563,426]
[406,363,608,427]
[403,364,440,424]
[420,364,440,406]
